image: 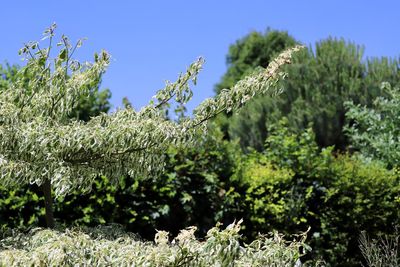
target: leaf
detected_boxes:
[59,49,67,61]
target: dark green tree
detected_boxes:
[214,29,297,149]
[215,29,297,94]
[0,63,19,90]
[280,39,399,149]
[216,30,400,151]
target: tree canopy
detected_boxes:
[0,24,302,198]
[215,29,297,94]
[0,59,111,122]
[215,30,400,151]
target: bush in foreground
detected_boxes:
[2,122,399,265]
[0,221,311,267]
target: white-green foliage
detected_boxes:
[0,24,303,197]
[0,221,309,266]
[345,82,400,167]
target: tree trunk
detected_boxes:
[42,179,55,228]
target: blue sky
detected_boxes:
[2,1,399,112]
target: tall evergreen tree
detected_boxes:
[214,29,297,148]
[216,30,400,151]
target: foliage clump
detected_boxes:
[227,120,400,266]
[1,120,399,265]
[0,24,303,198]
[215,30,400,151]
[0,222,310,267]
[345,82,400,168]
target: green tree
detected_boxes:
[214,30,297,148]
[0,24,302,228]
[216,30,400,151]
[345,82,400,168]
[0,63,19,90]
[0,63,111,122]
[215,29,297,94]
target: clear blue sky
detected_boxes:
[1,1,399,112]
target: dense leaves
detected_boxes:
[1,25,399,266]
[0,125,238,239]
[345,82,400,168]
[0,222,309,267]
[0,24,302,197]
[215,29,400,151]
[230,121,400,266]
[1,122,398,265]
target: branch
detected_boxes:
[63,142,158,165]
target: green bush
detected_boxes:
[1,121,399,265]
[0,222,310,267]
[0,125,239,239]
[229,120,400,266]
[345,82,400,168]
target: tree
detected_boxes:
[216,30,400,151]
[215,29,297,94]
[0,24,302,228]
[0,63,19,90]
[214,30,297,147]
[0,61,112,122]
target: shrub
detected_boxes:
[1,120,398,265]
[0,125,240,240]
[229,120,400,266]
[345,82,400,168]
[0,222,310,267]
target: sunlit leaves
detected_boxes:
[0,222,308,266]
[0,24,302,197]
[345,82,400,168]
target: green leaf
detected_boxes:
[59,49,67,61]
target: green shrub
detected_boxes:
[0,222,310,267]
[1,121,399,265]
[345,82,400,168]
[318,155,400,266]
[229,120,400,266]
[0,125,239,239]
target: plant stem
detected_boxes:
[42,179,55,228]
